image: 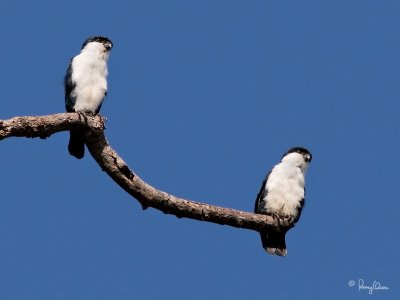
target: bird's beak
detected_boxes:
[105,43,112,51]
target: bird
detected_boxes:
[64,36,113,159]
[254,147,312,256]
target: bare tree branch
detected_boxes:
[0,113,291,233]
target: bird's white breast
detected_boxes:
[71,50,108,112]
[262,163,305,217]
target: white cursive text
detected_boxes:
[358,279,390,295]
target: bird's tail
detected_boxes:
[260,229,287,256]
[68,130,85,159]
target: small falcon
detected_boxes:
[254,147,312,256]
[64,36,113,159]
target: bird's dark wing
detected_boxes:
[254,170,271,213]
[64,60,76,112]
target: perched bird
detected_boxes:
[254,147,312,256]
[64,36,113,159]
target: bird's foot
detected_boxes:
[269,213,284,229]
[76,111,89,125]
[268,213,295,231]
[83,110,95,117]
[279,214,295,228]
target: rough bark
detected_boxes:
[0,113,293,234]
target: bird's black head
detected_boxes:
[283,147,312,162]
[81,36,113,51]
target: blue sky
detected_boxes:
[0,1,398,299]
